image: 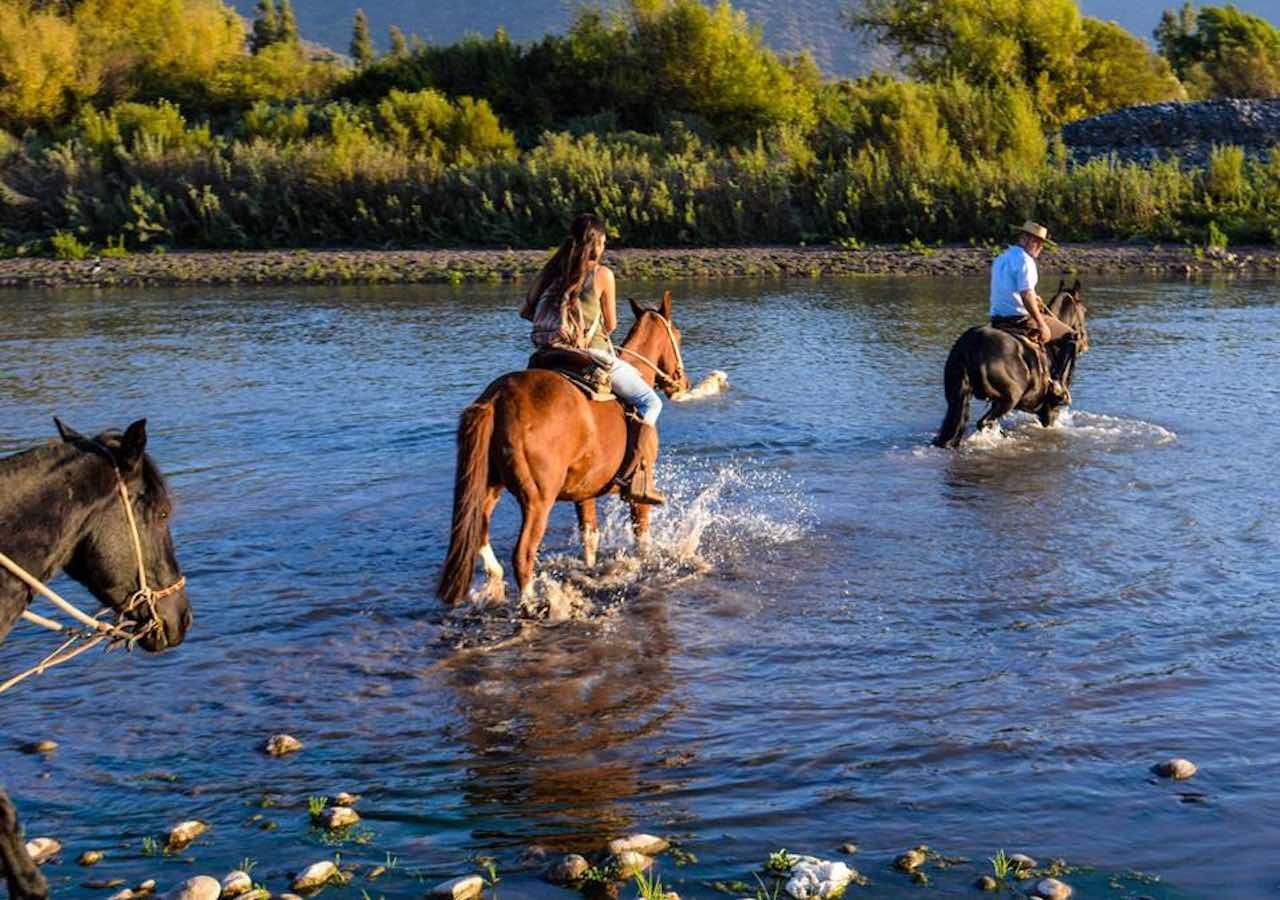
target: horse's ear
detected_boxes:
[117,419,148,472]
[660,290,672,320]
[54,417,84,443]
[628,297,645,320]
[1071,278,1082,293]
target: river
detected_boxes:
[2,276,1278,898]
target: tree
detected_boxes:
[1156,3,1280,98]
[389,25,407,57]
[351,8,374,66]
[276,0,298,45]
[250,0,279,53]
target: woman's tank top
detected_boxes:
[574,266,612,353]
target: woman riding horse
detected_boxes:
[520,213,665,506]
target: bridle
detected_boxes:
[0,446,185,693]
[618,309,686,392]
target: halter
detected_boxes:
[0,451,185,693]
[618,309,686,391]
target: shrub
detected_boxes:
[50,230,91,259]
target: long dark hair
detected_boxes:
[524,213,607,314]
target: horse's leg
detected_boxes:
[0,786,48,900]
[576,499,600,568]
[477,487,505,602]
[977,395,1016,432]
[630,503,651,555]
[513,497,553,602]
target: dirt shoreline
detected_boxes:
[2,243,1278,289]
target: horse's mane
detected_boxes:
[0,441,65,479]
[0,435,169,507]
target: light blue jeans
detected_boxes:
[589,350,662,425]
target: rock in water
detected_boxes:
[162,876,221,900]
[1031,878,1073,900]
[1009,853,1037,872]
[607,834,669,856]
[333,792,359,807]
[317,806,361,829]
[292,861,339,892]
[265,734,303,756]
[975,875,998,891]
[783,856,856,900]
[544,854,590,885]
[24,838,61,864]
[838,842,858,855]
[613,851,652,878]
[1152,758,1197,779]
[78,850,105,866]
[23,740,58,754]
[428,875,484,900]
[165,820,209,851]
[220,870,253,897]
[893,849,926,872]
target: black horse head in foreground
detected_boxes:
[0,418,191,900]
[933,280,1089,448]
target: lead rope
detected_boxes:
[618,311,685,389]
[0,467,185,694]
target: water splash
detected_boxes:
[913,407,1177,456]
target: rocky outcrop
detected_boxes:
[1063,99,1280,167]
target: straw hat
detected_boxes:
[1014,220,1055,246]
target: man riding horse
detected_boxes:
[989,221,1078,404]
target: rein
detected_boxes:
[0,458,185,694]
[618,310,685,391]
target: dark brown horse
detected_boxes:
[438,293,690,606]
[1,420,191,900]
[933,280,1090,448]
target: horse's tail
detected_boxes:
[438,400,495,606]
[933,340,972,448]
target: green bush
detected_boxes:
[49,230,91,259]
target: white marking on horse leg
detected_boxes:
[479,543,505,601]
[582,526,600,568]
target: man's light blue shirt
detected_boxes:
[989,244,1037,318]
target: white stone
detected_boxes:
[784,857,856,900]
[614,851,652,878]
[220,870,253,897]
[608,834,669,856]
[318,806,360,829]
[1153,757,1197,779]
[136,880,157,893]
[1008,853,1037,871]
[24,838,61,864]
[333,792,359,807]
[166,820,209,851]
[1031,878,1073,900]
[108,891,135,900]
[428,875,484,900]
[163,875,220,900]
[544,854,589,885]
[292,861,338,892]
[79,849,105,866]
[265,734,303,756]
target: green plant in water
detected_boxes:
[308,795,329,819]
[50,230,90,260]
[384,852,399,871]
[752,873,783,900]
[989,848,1011,881]
[239,857,257,876]
[140,836,160,857]
[581,862,619,884]
[633,867,664,900]
[765,849,796,874]
[476,855,500,900]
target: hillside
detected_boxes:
[225,0,1275,77]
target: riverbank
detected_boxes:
[2,242,1278,289]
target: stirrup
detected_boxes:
[621,463,665,506]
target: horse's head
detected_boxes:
[1051,278,1089,354]
[624,290,691,396]
[56,419,191,652]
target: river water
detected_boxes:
[1,276,1277,898]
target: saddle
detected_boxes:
[989,316,1051,383]
[527,348,615,402]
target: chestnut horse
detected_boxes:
[438,293,690,606]
[933,280,1090,448]
[1,420,192,900]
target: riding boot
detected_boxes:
[615,421,666,506]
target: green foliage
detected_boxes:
[764,849,796,874]
[307,796,329,819]
[1157,3,1280,98]
[276,0,299,45]
[633,867,665,900]
[100,234,129,257]
[388,26,408,58]
[49,230,90,259]
[989,849,1012,880]
[1206,219,1229,250]
[351,9,375,67]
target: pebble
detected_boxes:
[838,842,858,855]
[1009,853,1037,871]
[291,861,339,892]
[162,875,220,900]
[544,854,590,884]
[613,850,652,878]
[78,849,105,866]
[108,891,134,900]
[318,806,361,829]
[608,834,669,856]
[976,875,998,891]
[893,849,925,872]
[24,837,61,864]
[238,891,269,900]
[220,870,253,897]
[23,740,58,754]
[165,820,209,851]
[84,880,126,889]
[366,865,387,880]
[1031,877,1073,900]
[137,879,157,893]
[1153,757,1198,779]
[265,734,303,756]
[333,792,359,806]
[783,857,856,900]
[428,875,484,900]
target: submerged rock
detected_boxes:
[428,875,484,900]
[783,856,857,900]
[976,875,998,891]
[165,820,209,851]
[107,891,135,900]
[333,792,359,807]
[608,834,669,856]
[838,842,858,855]
[162,875,220,900]
[613,851,652,878]
[317,806,361,829]
[220,870,253,897]
[1009,853,1037,872]
[24,838,61,864]
[292,861,339,892]
[893,849,925,872]
[1031,877,1073,900]
[1153,758,1197,780]
[544,854,590,885]
[78,850,105,866]
[23,740,58,754]
[265,734,303,756]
